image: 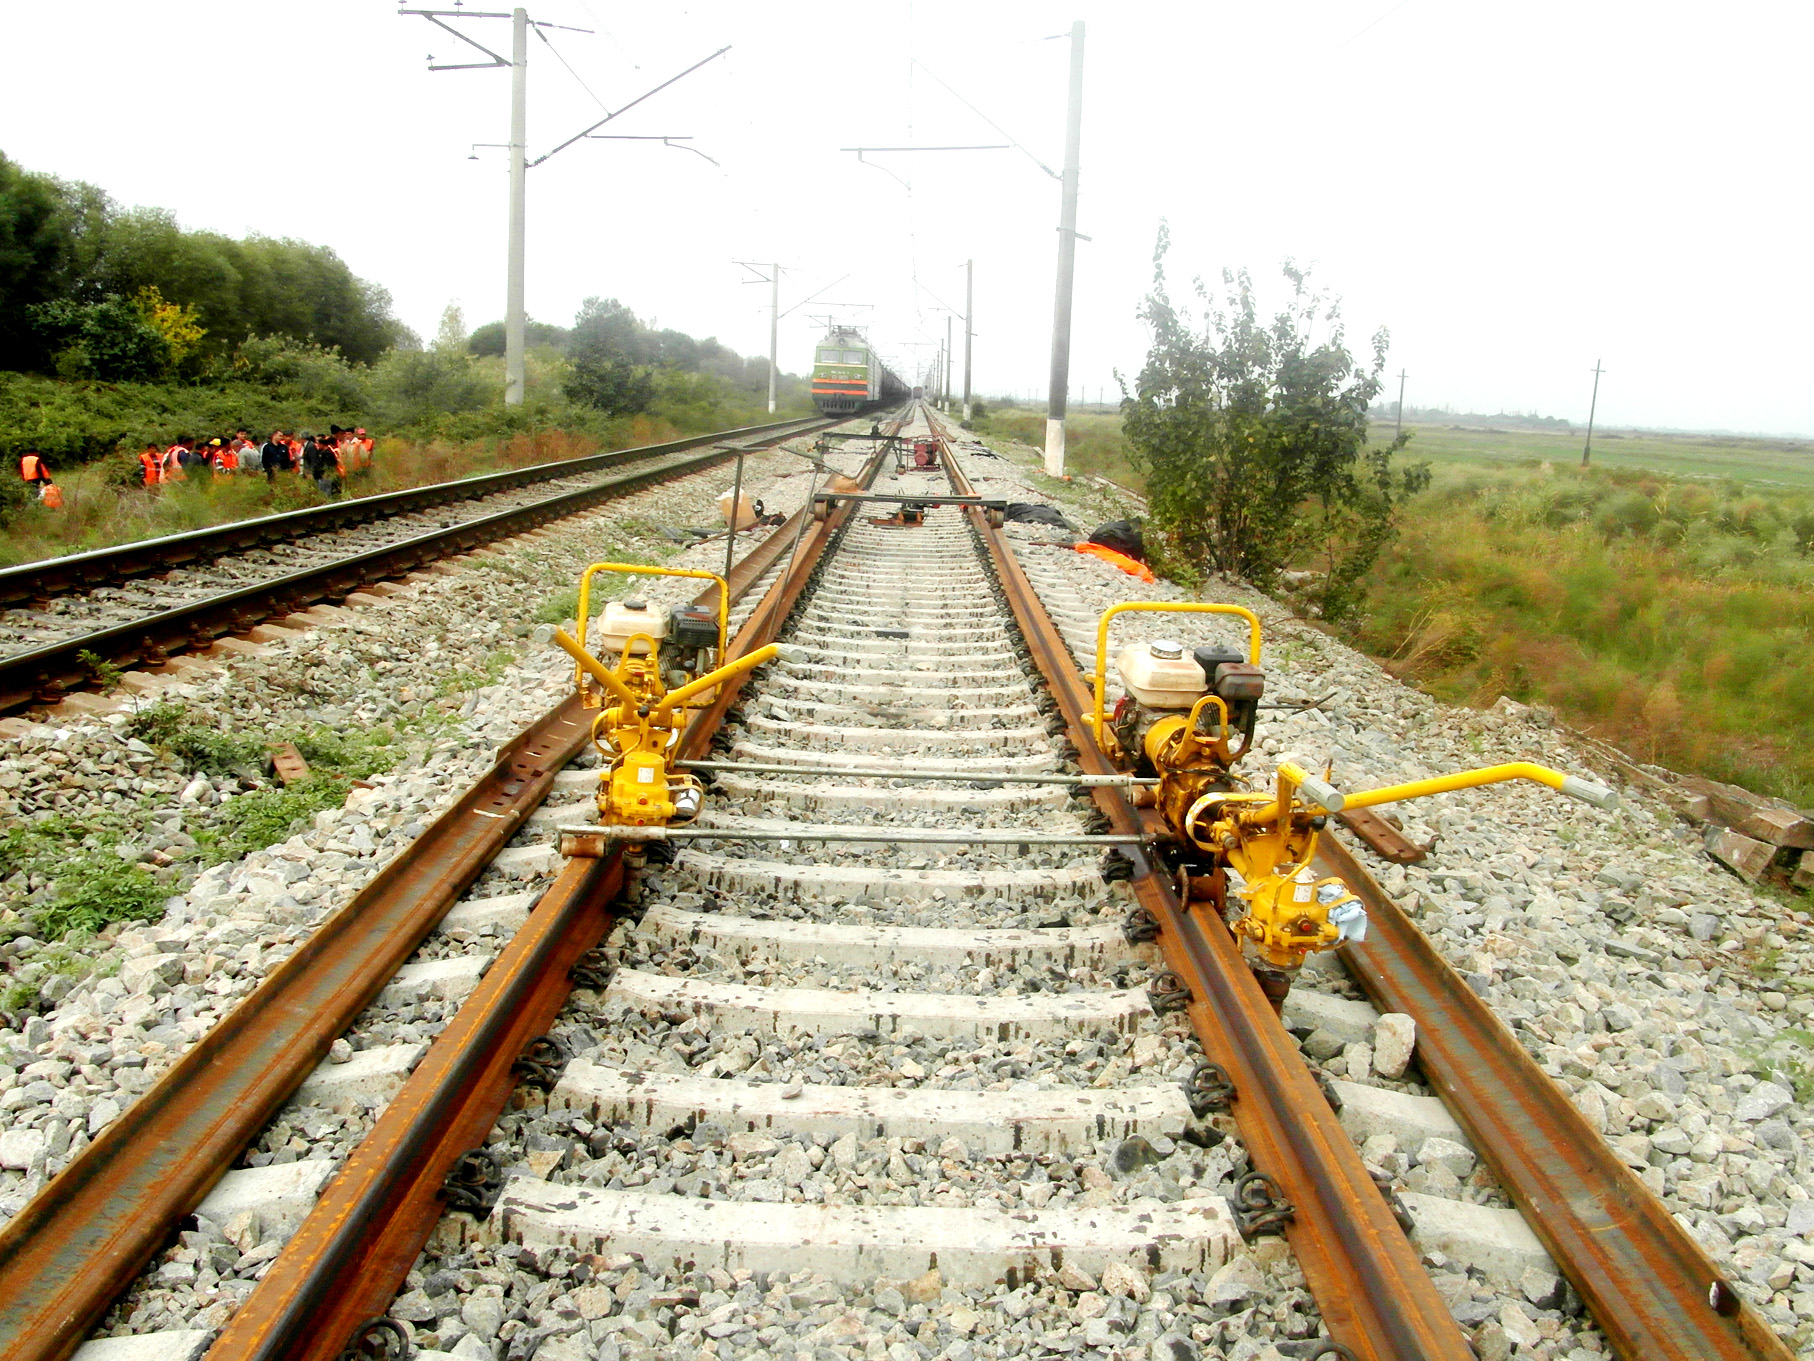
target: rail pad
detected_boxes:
[496,1179,1240,1286]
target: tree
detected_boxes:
[1120,228,1428,620]
[563,354,653,415]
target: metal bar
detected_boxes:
[205,850,625,1361]
[678,758,1155,786]
[1322,833,1796,1361]
[556,823,1144,845]
[940,425,1474,1361]
[0,699,596,1361]
[814,493,1005,507]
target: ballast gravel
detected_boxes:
[0,437,865,1341]
[961,426,1814,1357]
[7,414,1811,1359]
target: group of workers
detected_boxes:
[14,427,376,510]
[136,427,375,497]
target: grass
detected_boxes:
[0,703,430,946]
[1351,461,1814,806]
[1380,420,1814,489]
[973,402,1814,809]
[0,402,810,569]
[971,404,1144,493]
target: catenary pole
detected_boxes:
[767,266,779,413]
[1044,21,1085,477]
[962,259,974,421]
[1395,368,1407,443]
[945,315,953,413]
[504,8,528,406]
[1580,359,1605,468]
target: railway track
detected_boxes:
[0,404,1796,1361]
[0,416,831,714]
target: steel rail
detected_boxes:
[0,416,826,609]
[200,411,906,1361]
[0,416,850,1361]
[939,421,1475,1361]
[1322,834,1797,1361]
[0,699,593,1361]
[0,431,828,714]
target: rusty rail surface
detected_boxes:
[201,416,903,1361]
[0,415,827,609]
[0,416,858,1361]
[1323,833,1797,1361]
[940,424,1476,1361]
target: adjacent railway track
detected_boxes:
[0,403,1794,1361]
[0,416,833,714]
[0,411,884,1361]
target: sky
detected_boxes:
[1,1,1809,435]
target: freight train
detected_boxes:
[809,326,908,415]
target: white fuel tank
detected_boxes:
[1116,639,1207,710]
[596,598,668,656]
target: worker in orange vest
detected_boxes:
[19,449,51,489]
[138,442,163,487]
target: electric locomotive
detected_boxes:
[810,325,908,415]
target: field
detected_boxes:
[976,402,1814,808]
[1393,421,1814,488]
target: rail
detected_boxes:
[1323,833,1796,1361]
[937,414,1477,1361]
[1,422,834,714]
[0,415,826,608]
[196,410,906,1361]
[0,413,867,1361]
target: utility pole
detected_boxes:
[945,315,954,413]
[767,268,779,413]
[1045,20,1085,478]
[962,259,974,421]
[1580,359,1605,468]
[404,8,725,407]
[1394,369,1407,443]
[504,8,528,405]
[735,263,781,414]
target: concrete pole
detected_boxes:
[1580,360,1605,468]
[766,266,779,414]
[962,259,973,421]
[945,315,953,413]
[1044,21,1085,477]
[1394,369,1407,443]
[504,7,528,406]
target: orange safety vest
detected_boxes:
[19,453,47,483]
[139,451,161,486]
[39,483,62,509]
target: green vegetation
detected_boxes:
[1352,461,1814,806]
[0,151,403,378]
[972,406,1142,492]
[1118,241,1427,619]
[979,382,1814,810]
[0,151,812,555]
[1376,420,1814,489]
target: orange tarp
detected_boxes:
[1074,542,1155,583]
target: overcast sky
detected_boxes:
[2,2,1808,434]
